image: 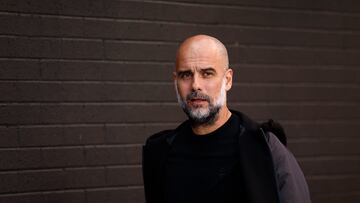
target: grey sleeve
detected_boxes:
[267,132,312,203]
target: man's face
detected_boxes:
[174,46,232,125]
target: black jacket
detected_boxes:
[142,110,310,203]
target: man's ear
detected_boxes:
[225,68,233,91]
[173,71,177,81]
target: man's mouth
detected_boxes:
[189,98,208,105]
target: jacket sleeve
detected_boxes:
[142,136,159,203]
[142,144,152,203]
[267,132,312,203]
[142,130,173,203]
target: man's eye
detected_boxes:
[179,72,192,79]
[202,72,213,77]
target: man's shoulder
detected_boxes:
[145,129,175,145]
[231,110,260,131]
[143,130,176,159]
[145,120,189,146]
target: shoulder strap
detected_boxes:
[234,111,281,203]
[260,119,287,146]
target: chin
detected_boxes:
[189,107,210,118]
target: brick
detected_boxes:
[0,14,53,37]
[83,19,195,42]
[0,193,47,203]
[105,124,176,144]
[0,0,61,14]
[41,61,173,81]
[60,39,104,59]
[17,149,43,169]
[299,158,360,176]
[339,0,360,12]
[0,37,103,59]
[344,34,360,49]
[234,65,360,84]
[86,187,145,203]
[0,37,59,58]
[106,166,143,186]
[228,85,360,102]
[0,59,41,80]
[343,15,360,31]
[42,147,85,168]
[0,148,43,170]
[45,190,85,203]
[17,169,65,192]
[284,122,360,138]
[39,60,107,81]
[64,167,106,188]
[312,193,360,203]
[0,127,18,147]
[59,0,105,17]
[288,139,360,157]
[19,127,64,147]
[85,189,108,203]
[0,82,19,101]
[84,145,141,166]
[0,172,18,194]
[0,82,63,102]
[308,175,360,194]
[229,103,360,121]
[0,149,18,170]
[17,125,105,147]
[104,41,177,61]
[39,60,173,81]
[231,46,360,65]
[63,126,105,145]
[229,28,345,48]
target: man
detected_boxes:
[142,35,311,203]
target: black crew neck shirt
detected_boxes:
[164,114,244,203]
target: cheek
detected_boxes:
[204,81,222,96]
[176,81,191,96]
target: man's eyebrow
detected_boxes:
[176,70,192,75]
[176,67,215,74]
[200,67,216,72]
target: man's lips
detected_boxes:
[188,98,208,105]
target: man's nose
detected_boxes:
[191,74,202,91]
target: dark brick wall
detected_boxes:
[0,0,359,202]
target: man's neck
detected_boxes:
[191,107,232,135]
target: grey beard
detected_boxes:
[176,90,222,126]
[175,78,226,127]
[183,104,221,126]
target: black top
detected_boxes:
[164,114,245,203]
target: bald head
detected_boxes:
[176,35,229,70]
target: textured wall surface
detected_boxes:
[0,0,360,202]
